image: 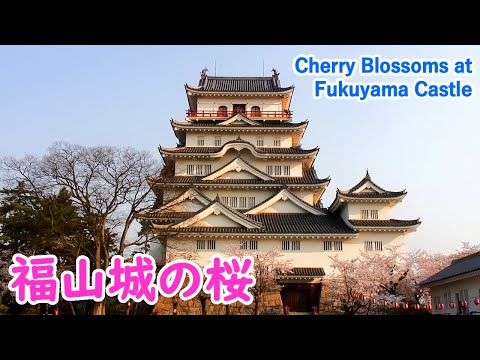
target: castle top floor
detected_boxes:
[185,68,294,122]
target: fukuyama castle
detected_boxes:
[137,68,421,313]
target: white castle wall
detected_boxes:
[196,97,283,113]
[165,232,406,276]
[175,151,303,177]
[185,132,292,148]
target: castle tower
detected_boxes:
[138,69,420,313]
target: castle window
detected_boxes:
[256,136,264,147]
[240,240,258,250]
[251,106,261,117]
[239,197,247,208]
[214,136,222,146]
[370,210,379,219]
[220,196,254,209]
[187,164,211,175]
[197,240,216,250]
[233,104,246,114]
[365,241,383,252]
[197,136,204,146]
[267,165,290,176]
[282,240,301,251]
[324,241,343,251]
[217,106,228,117]
[361,210,369,219]
[207,240,216,250]
[273,136,281,147]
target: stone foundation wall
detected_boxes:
[152,291,284,315]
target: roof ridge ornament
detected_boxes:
[365,168,371,180]
[201,68,208,79]
[272,68,280,87]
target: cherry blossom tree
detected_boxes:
[412,242,480,284]
[226,245,292,315]
[328,245,415,315]
[411,242,480,303]
[328,242,480,315]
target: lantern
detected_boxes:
[449,302,456,309]
[475,298,480,305]
[362,295,367,301]
[353,293,359,299]
[437,303,445,310]
[402,303,409,309]
[413,304,421,310]
[425,304,432,310]
[370,298,376,305]
[461,300,468,307]
[382,300,388,307]
[393,301,399,308]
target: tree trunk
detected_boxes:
[199,294,207,315]
[93,301,106,315]
[133,302,138,315]
[254,295,260,315]
[69,301,76,315]
[119,212,134,256]
[125,301,132,315]
[39,303,48,315]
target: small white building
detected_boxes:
[420,251,480,315]
[138,69,421,312]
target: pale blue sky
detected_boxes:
[0,45,478,254]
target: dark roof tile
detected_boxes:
[420,252,480,286]
[349,219,421,227]
[171,119,307,128]
[250,213,355,234]
[151,213,355,234]
[187,76,293,93]
[336,171,406,199]
[338,191,406,198]
[139,211,196,219]
[289,268,326,277]
[160,139,317,155]
[152,168,329,185]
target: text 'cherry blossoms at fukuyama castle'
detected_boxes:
[292,54,475,102]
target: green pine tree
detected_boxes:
[0,182,92,263]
